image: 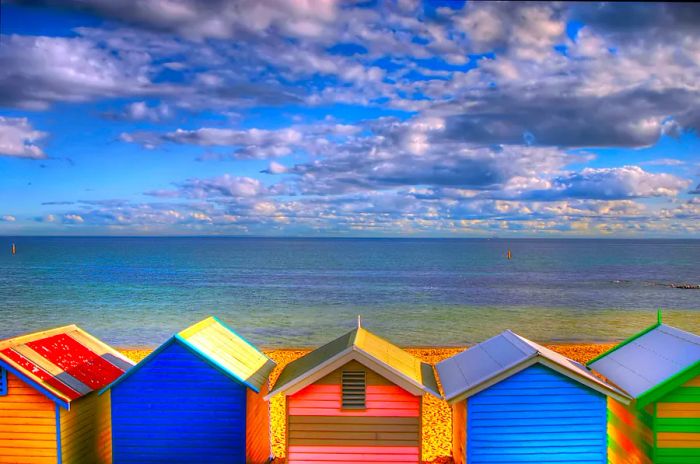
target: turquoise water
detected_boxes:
[1,237,698,347]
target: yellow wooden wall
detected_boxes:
[607,397,653,464]
[59,390,112,464]
[0,371,57,464]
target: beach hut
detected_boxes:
[0,324,134,464]
[436,330,630,464]
[588,316,700,464]
[102,316,276,464]
[265,323,440,464]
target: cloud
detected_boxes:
[525,166,690,201]
[22,0,340,41]
[0,34,158,109]
[1,215,16,222]
[123,126,303,158]
[114,101,172,122]
[0,117,48,159]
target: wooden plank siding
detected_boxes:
[652,373,700,464]
[110,341,248,463]
[466,364,608,464]
[451,401,466,464]
[59,391,111,464]
[286,360,422,464]
[246,383,272,464]
[0,371,57,464]
[607,398,653,464]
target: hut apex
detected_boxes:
[267,325,439,464]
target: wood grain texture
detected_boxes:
[246,383,271,464]
[451,401,466,464]
[286,360,421,463]
[0,372,57,464]
[59,391,112,464]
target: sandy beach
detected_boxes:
[121,343,615,464]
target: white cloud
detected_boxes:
[0,117,47,159]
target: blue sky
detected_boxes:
[0,1,699,237]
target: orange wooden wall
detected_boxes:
[246,383,272,464]
[0,371,57,464]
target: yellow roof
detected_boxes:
[268,326,439,398]
[177,317,276,392]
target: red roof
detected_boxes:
[0,325,134,405]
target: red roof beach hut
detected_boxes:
[0,325,134,464]
[266,324,440,464]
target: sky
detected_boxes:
[0,1,699,237]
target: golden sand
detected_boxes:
[121,343,614,464]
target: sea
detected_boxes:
[0,237,698,348]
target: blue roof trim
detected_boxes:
[98,337,178,395]
[175,334,260,393]
[55,403,62,464]
[100,335,260,394]
[0,359,70,409]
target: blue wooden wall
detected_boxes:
[111,341,247,463]
[467,364,607,463]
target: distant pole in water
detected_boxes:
[506,248,512,260]
[11,242,16,255]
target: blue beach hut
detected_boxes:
[101,317,276,464]
[436,330,630,464]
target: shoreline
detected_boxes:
[120,343,615,463]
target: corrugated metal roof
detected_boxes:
[177,316,276,392]
[269,326,439,397]
[0,325,134,406]
[589,323,700,398]
[436,330,626,403]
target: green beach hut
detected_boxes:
[588,315,700,464]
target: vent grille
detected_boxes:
[342,370,366,409]
[0,368,6,396]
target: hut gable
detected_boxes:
[103,316,276,394]
[588,323,700,406]
[267,327,439,399]
[436,329,629,404]
[109,340,249,463]
[0,325,133,408]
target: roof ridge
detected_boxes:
[0,324,80,350]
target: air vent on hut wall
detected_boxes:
[341,370,366,409]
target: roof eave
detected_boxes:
[635,359,700,409]
[0,358,71,409]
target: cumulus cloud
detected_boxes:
[0,117,48,159]
[0,34,158,109]
[1,215,16,222]
[524,166,690,200]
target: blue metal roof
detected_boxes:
[589,323,700,398]
[436,330,627,403]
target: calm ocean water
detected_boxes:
[0,237,698,348]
